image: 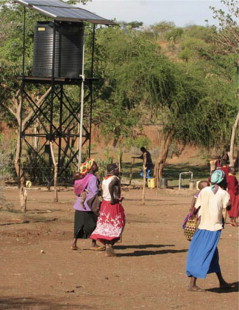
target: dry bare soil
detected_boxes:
[0,187,238,310]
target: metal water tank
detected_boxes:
[32,21,84,79]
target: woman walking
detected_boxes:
[227,166,239,227]
[90,163,125,257]
[186,169,231,291]
[71,159,102,251]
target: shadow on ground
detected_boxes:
[206,282,239,294]
[115,243,187,257]
[116,249,187,257]
[115,243,175,250]
[0,296,95,310]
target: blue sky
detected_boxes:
[80,0,226,27]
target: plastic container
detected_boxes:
[160,178,168,188]
[147,178,155,189]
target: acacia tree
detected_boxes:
[92,26,186,145]
[210,0,239,165]
[1,88,51,211]
[92,22,238,180]
[0,1,52,210]
[153,24,238,178]
[1,0,238,201]
[143,17,238,177]
[210,0,239,55]
[0,0,91,211]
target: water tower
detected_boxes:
[15,0,115,185]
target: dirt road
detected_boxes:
[0,187,238,310]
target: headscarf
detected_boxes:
[73,158,95,196]
[210,169,225,194]
[79,158,95,176]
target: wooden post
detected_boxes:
[209,159,217,173]
[50,142,58,202]
[19,177,27,213]
[129,158,135,185]
[229,112,239,167]
[142,153,146,205]
[118,149,123,171]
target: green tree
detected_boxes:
[87,21,238,179]
[210,0,239,165]
[91,26,176,146]
[210,0,239,54]
[146,21,176,36]
[0,0,92,210]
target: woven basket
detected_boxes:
[184,215,198,241]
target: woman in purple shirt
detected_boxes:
[71,159,101,250]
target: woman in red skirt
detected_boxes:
[90,163,125,257]
[227,167,239,226]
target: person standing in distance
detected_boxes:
[132,147,154,179]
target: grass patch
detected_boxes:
[121,162,210,188]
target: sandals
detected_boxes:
[188,286,205,292]
[105,246,116,257]
[71,245,78,250]
[90,245,106,251]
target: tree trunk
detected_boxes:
[33,121,40,151]
[129,158,135,185]
[15,128,27,212]
[141,153,147,205]
[229,112,239,167]
[118,149,123,171]
[19,176,27,213]
[154,132,173,187]
[209,159,218,173]
[1,87,52,211]
[50,142,58,202]
[14,96,27,212]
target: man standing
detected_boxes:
[132,147,154,178]
[90,164,126,257]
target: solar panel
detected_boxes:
[16,0,72,8]
[15,0,115,25]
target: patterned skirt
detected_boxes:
[90,200,125,242]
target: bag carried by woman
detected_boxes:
[182,206,200,241]
[182,213,198,241]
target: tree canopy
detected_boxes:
[0,0,238,180]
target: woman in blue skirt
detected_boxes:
[186,169,232,292]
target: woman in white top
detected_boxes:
[186,169,232,292]
[90,163,125,257]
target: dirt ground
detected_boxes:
[0,186,238,310]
